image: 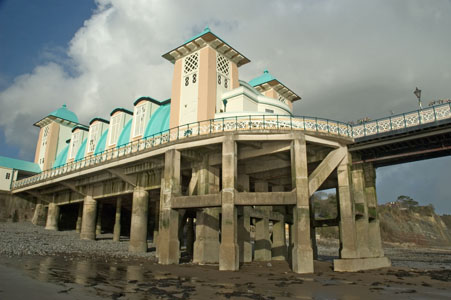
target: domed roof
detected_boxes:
[50,104,79,123]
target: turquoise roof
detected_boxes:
[248,69,277,87]
[144,104,171,138]
[116,119,132,148]
[0,156,41,173]
[50,104,79,123]
[52,144,69,168]
[185,26,211,44]
[94,129,108,155]
[75,138,87,161]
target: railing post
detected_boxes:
[417,110,421,125]
[263,114,266,130]
[363,122,366,136]
[210,119,212,134]
[376,120,379,134]
[327,119,329,133]
[389,116,393,131]
[198,121,200,136]
[222,118,225,132]
[235,116,238,132]
[277,115,279,130]
[315,117,318,132]
[177,126,179,140]
[403,113,407,128]
[433,106,437,122]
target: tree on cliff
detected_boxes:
[397,195,419,208]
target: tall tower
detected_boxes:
[162,27,250,128]
[33,104,79,171]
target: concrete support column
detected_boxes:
[129,186,149,253]
[337,152,358,259]
[186,217,195,257]
[238,174,252,263]
[80,194,97,240]
[351,163,371,258]
[254,181,271,261]
[290,134,314,273]
[193,155,220,264]
[96,203,103,235]
[32,199,46,226]
[153,199,160,244]
[193,208,220,263]
[364,163,384,258]
[75,203,83,233]
[271,185,287,261]
[45,202,60,231]
[219,135,239,271]
[158,149,181,264]
[113,197,122,242]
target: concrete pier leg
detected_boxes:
[113,198,122,242]
[75,203,83,233]
[158,149,181,264]
[219,135,239,271]
[254,181,271,262]
[153,200,160,252]
[309,197,318,260]
[334,161,391,272]
[186,217,195,257]
[238,174,251,263]
[238,206,252,263]
[337,153,358,259]
[32,199,46,226]
[352,164,371,258]
[95,203,103,235]
[80,194,97,240]
[45,202,60,231]
[364,163,385,258]
[129,187,149,253]
[290,134,314,273]
[193,208,220,263]
[271,186,287,261]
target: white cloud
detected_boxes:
[0,0,450,165]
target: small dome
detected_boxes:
[49,104,79,123]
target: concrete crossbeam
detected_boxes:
[172,194,221,208]
[235,191,295,206]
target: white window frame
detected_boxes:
[133,103,147,138]
[109,114,122,146]
[69,131,82,160]
[88,122,101,153]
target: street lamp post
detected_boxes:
[414,87,422,110]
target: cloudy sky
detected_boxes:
[0,0,450,213]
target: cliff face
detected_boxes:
[0,192,35,222]
[379,206,451,246]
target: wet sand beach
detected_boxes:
[1,222,450,299]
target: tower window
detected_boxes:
[183,53,199,74]
[5,173,10,180]
[216,54,230,76]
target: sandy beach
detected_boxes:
[1,222,450,299]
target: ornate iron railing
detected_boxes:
[12,103,451,190]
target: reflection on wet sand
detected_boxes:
[2,255,450,299]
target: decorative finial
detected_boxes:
[204,26,210,32]
[263,69,269,74]
[62,104,67,108]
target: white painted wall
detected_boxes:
[0,167,13,191]
[179,51,199,126]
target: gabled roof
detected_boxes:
[34,104,80,128]
[133,96,171,106]
[162,27,250,67]
[110,108,133,116]
[89,117,110,125]
[0,156,41,173]
[249,70,301,102]
[71,125,89,133]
